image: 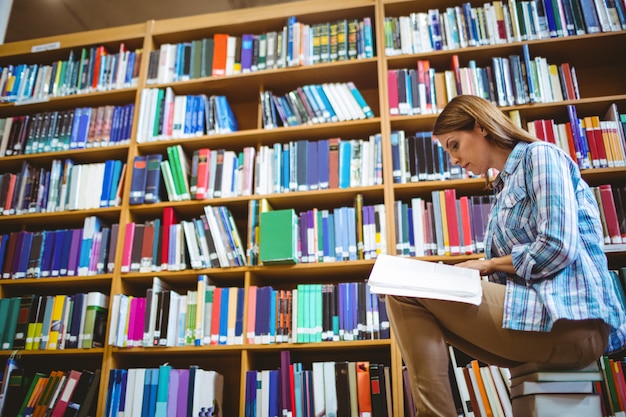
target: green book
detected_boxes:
[16,372,46,417]
[260,209,299,264]
[81,291,109,349]
[4,298,19,348]
[201,37,214,78]
[166,145,191,200]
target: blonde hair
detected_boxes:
[433,95,539,150]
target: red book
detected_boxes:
[140,221,155,272]
[161,206,178,270]
[210,287,222,345]
[195,148,211,199]
[582,116,601,168]
[459,196,474,254]
[387,70,399,116]
[50,370,82,417]
[356,361,373,415]
[531,119,547,142]
[614,361,626,413]
[328,138,340,189]
[599,184,623,244]
[3,173,17,212]
[563,122,579,163]
[591,116,609,167]
[560,62,577,100]
[212,34,229,76]
[543,119,557,145]
[444,188,461,255]
[91,46,106,90]
[120,221,135,273]
[450,54,462,96]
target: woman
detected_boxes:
[386,95,626,416]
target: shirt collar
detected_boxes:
[492,141,527,193]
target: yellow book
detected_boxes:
[47,294,66,350]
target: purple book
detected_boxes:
[177,368,190,417]
[66,228,83,276]
[167,369,180,416]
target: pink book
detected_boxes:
[120,222,135,273]
[246,285,257,344]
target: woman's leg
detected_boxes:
[386,281,609,417]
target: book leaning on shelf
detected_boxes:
[367,254,483,305]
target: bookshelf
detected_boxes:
[0,0,625,415]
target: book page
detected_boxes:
[367,254,482,305]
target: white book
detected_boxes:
[367,254,482,304]
[323,361,338,417]
[511,380,594,398]
[481,366,507,417]
[131,368,146,417]
[312,362,326,416]
[512,393,602,417]
[124,368,137,416]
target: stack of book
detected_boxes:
[509,361,605,417]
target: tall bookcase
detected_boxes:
[1,0,625,415]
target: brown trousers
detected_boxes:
[385,280,610,417]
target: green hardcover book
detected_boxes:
[0,298,11,347]
[190,39,203,79]
[260,208,299,264]
[2,297,21,350]
[81,291,109,349]
[16,372,46,417]
[201,37,214,78]
[166,145,191,200]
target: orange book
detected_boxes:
[212,33,229,76]
[438,190,451,255]
[470,360,494,417]
[356,361,373,415]
[24,376,49,417]
[563,122,580,163]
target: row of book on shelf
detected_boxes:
[130,136,383,206]
[105,366,223,417]
[0,216,111,279]
[244,353,392,417]
[260,82,375,129]
[0,358,100,417]
[0,159,125,217]
[0,291,108,351]
[145,15,374,86]
[388,46,579,117]
[439,349,626,417]
[135,91,238,142]
[0,103,134,157]
[384,0,626,57]
[0,42,141,104]
[2,176,623,281]
[107,275,390,349]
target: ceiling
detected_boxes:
[4,0,296,44]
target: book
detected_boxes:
[259,209,299,265]
[511,393,602,417]
[367,254,482,304]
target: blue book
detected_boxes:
[36,231,53,278]
[13,231,32,278]
[245,371,257,417]
[347,81,374,118]
[521,44,536,104]
[347,207,357,261]
[218,287,229,345]
[78,216,102,275]
[108,160,123,207]
[317,139,329,190]
[186,366,198,417]
[235,287,245,343]
[541,0,559,37]
[286,16,297,66]
[293,363,304,417]
[215,95,238,133]
[155,364,172,417]
[144,154,163,204]
[313,84,337,122]
[50,229,66,276]
[107,369,123,417]
[73,107,92,149]
[307,140,318,190]
[579,0,602,33]
[282,144,290,192]
[129,155,148,205]
[268,287,276,343]
[268,369,279,417]
[240,34,254,72]
[338,140,351,188]
[104,369,116,417]
[0,235,7,273]
[99,159,115,207]
[66,292,85,349]
[66,227,83,276]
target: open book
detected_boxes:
[367,254,483,305]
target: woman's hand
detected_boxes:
[455,259,493,276]
[456,255,516,276]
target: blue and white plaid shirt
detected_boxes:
[485,141,626,354]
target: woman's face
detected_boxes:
[438,123,491,176]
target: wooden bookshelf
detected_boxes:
[1,0,625,415]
